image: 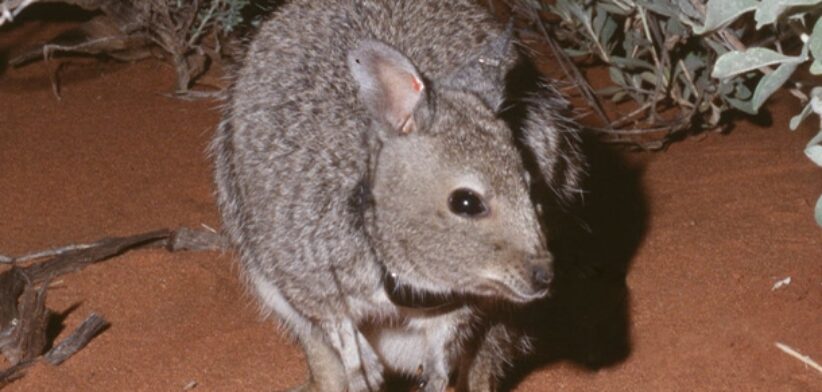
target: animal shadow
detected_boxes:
[501,63,647,390]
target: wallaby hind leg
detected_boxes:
[288,330,346,392]
[289,324,383,392]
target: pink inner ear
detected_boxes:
[411,76,423,93]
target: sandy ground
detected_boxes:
[1,12,821,392]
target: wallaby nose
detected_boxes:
[531,264,553,290]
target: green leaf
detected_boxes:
[593,6,609,36]
[752,60,800,111]
[719,80,735,95]
[755,0,822,29]
[610,56,655,71]
[705,37,731,56]
[812,90,822,114]
[815,195,822,227]
[596,86,625,95]
[790,101,815,130]
[810,17,822,62]
[735,82,753,100]
[724,96,757,114]
[790,87,822,130]
[598,1,634,16]
[689,0,758,34]
[609,66,627,86]
[612,90,628,103]
[712,48,807,79]
[565,0,593,26]
[805,124,822,167]
[600,12,619,44]
[683,52,707,71]
[563,48,591,57]
[806,144,822,166]
[640,71,660,85]
[665,17,687,37]
[675,0,704,20]
[638,0,679,18]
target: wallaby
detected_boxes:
[212,0,585,391]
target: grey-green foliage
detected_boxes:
[542,0,822,226]
[189,0,251,42]
[694,0,822,226]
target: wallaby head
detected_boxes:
[348,35,553,305]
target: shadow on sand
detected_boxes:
[499,59,649,390]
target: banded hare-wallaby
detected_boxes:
[213,1,584,390]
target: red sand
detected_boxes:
[1,17,820,392]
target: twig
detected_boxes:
[542,27,612,129]
[21,230,171,283]
[167,226,227,252]
[44,313,108,365]
[610,100,656,129]
[510,1,612,129]
[0,359,32,388]
[2,243,99,265]
[2,227,225,266]
[775,342,822,375]
[188,0,220,47]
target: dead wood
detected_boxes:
[0,227,227,387]
[167,226,228,252]
[10,15,154,67]
[0,313,108,389]
[3,279,49,365]
[44,313,108,365]
[20,229,171,284]
[0,360,30,389]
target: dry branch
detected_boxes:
[19,230,170,283]
[44,313,108,365]
[0,227,226,387]
[0,313,108,389]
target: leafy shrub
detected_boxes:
[513,0,822,225]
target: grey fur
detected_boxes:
[212,1,585,391]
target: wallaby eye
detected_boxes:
[448,188,488,217]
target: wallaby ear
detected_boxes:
[444,23,516,111]
[348,40,426,135]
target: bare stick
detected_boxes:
[2,243,100,264]
[2,227,225,267]
[167,226,227,252]
[44,313,108,365]
[775,342,822,375]
[21,230,171,283]
[511,1,613,129]
[0,359,34,388]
